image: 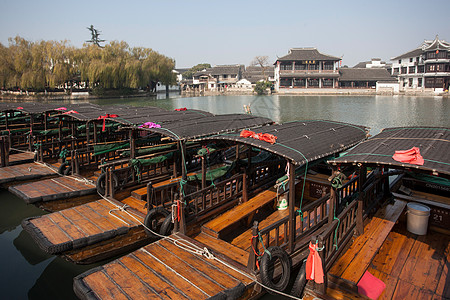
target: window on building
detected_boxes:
[427,64,436,72]
[223,75,228,79]
[323,62,334,70]
[427,51,436,59]
[293,78,306,87]
[409,66,415,74]
[280,78,291,87]
[435,78,443,87]
[425,78,435,88]
[393,67,399,74]
[308,78,319,87]
[418,78,422,87]
[437,50,446,59]
[409,78,413,87]
[295,64,306,70]
[398,59,401,64]
[322,79,333,87]
[401,67,407,74]
[416,57,420,63]
[418,65,424,73]
[280,64,292,70]
[409,58,413,62]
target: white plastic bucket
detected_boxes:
[406,202,430,235]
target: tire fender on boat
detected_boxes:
[291,261,307,298]
[96,172,119,196]
[143,207,170,239]
[259,246,292,294]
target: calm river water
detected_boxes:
[0,94,448,299]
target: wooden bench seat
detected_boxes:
[328,199,407,290]
[202,187,278,239]
[230,208,290,251]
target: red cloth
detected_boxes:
[17,107,23,109]
[97,114,119,131]
[392,147,424,165]
[175,107,187,111]
[239,130,277,144]
[357,271,386,299]
[62,110,78,115]
[305,242,324,284]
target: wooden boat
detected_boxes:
[72,120,371,299]
[320,126,450,299]
[22,113,274,264]
[8,105,214,210]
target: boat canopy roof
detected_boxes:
[195,120,369,166]
[329,127,450,178]
[130,114,274,140]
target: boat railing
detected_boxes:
[184,173,244,221]
[312,198,359,294]
[147,180,183,209]
[247,193,330,272]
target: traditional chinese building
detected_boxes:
[274,48,341,91]
[391,36,450,92]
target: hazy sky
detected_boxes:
[1,0,449,68]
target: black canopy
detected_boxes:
[196,120,369,165]
[329,127,450,177]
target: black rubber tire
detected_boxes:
[291,261,307,298]
[63,165,72,176]
[159,213,174,236]
[96,172,119,196]
[143,207,170,239]
[259,246,292,294]
[57,161,69,175]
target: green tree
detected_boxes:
[254,81,273,95]
[182,63,211,79]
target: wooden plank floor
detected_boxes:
[9,175,96,204]
[367,222,450,300]
[0,162,57,184]
[22,198,144,255]
[7,151,35,165]
[329,200,407,287]
[74,232,255,300]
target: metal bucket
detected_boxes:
[406,202,430,235]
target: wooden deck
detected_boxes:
[6,151,35,165]
[22,198,145,256]
[9,175,97,204]
[368,222,450,299]
[329,200,407,290]
[74,232,256,300]
[0,162,57,184]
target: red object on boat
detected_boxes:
[392,147,424,165]
[175,107,187,111]
[17,107,23,109]
[97,114,119,131]
[62,110,78,115]
[357,271,386,299]
[240,130,277,144]
[305,242,324,284]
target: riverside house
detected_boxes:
[391,35,450,92]
[274,48,341,91]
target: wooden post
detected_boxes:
[328,167,337,225]
[85,121,90,146]
[29,114,34,151]
[0,136,6,167]
[317,235,327,296]
[288,160,296,254]
[356,166,365,235]
[247,221,259,273]
[130,129,136,159]
[4,112,8,130]
[383,166,390,199]
[201,156,206,190]
[178,140,187,234]
[242,168,248,202]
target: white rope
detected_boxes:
[94,191,305,300]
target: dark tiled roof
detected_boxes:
[339,68,394,81]
[391,48,423,60]
[197,120,369,166]
[243,66,275,83]
[193,65,243,77]
[330,127,450,177]
[276,48,340,62]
